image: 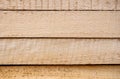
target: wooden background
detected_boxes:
[0,0,120,79]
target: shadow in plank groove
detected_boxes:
[0,64,120,66]
[0,37,120,39]
[0,9,120,11]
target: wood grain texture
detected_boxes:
[0,39,120,64]
[0,66,120,79]
[117,0,120,10]
[0,0,119,10]
[0,11,120,37]
[92,0,116,10]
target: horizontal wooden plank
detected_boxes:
[92,0,117,10]
[0,66,120,79]
[0,39,120,64]
[0,11,120,37]
[117,0,120,10]
[0,0,119,10]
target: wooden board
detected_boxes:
[0,11,120,37]
[92,0,117,10]
[117,0,120,10]
[0,39,120,64]
[0,0,119,10]
[0,66,120,79]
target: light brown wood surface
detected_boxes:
[0,0,119,79]
[0,0,119,10]
[0,66,120,79]
[117,0,120,10]
[92,0,117,10]
[0,11,120,37]
[0,39,120,64]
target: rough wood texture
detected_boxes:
[0,0,119,10]
[0,39,120,64]
[0,66,120,79]
[117,0,120,10]
[92,0,117,10]
[0,11,120,37]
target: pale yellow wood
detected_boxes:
[0,39,120,64]
[0,66,120,79]
[0,0,119,10]
[0,11,120,37]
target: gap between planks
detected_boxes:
[0,9,120,11]
[0,37,120,39]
